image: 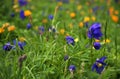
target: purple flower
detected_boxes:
[87,22,102,39]
[64,55,69,61]
[92,56,107,74]
[18,41,26,50]
[10,13,15,17]
[69,65,76,72]
[18,0,27,6]
[13,39,26,50]
[27,23,32,29]
[20,10,25,19]
[66,36,74,45]
[94,42,101,50]
[39,26,45,32]
[3,43,13,51]
[48,14,54,20]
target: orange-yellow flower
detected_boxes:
[95,39,100,42]
[79,22,83,28]
[84,16,90,22]
[103,39,111,43]
[0,28,4,34]
[91,16,96,21]
[111,15,119,23]
[70,12,76,18]
[77,5,82,10]
[42,19,48,24]
[8,25,15,31]
[57,2,63,6]
[2,23,10,29]
[24,10,32,17]
[109,7,114,15]
[114,10,119,15]
[69,23,73,28]
[19,37,26,42]
[60,29,65,34]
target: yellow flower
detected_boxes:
[24,10,32,17]
[66,33,69,36]
[69,23,73,28]
[114,10,119,15]
[0,28,5,34]
[109,7,114,15]
[103,39,111,43]
[60,29,65,35]
[91,16,96,21]
[79,22,83,28]
[15,8,20,12]
[77,5,82,10]
[84,16,90,22]
[34,26,38,30]
[57,2,63,6]
[8,25,15,31]
[80,11,85,15]
[13,4,19,9]
[27,0,31,2]
[2,23,10,29]
[19,37,26,42]
[42,19,48,24]
[95,39,100,42]
[75,38,79,42]
[70,12,76,18]
[111,15,119,23]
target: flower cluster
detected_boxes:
[92,56,107,74]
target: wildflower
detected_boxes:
[60,29,65,34]
[24,10,32,17]
[79,22,83,28]
[84,22,89,27]
[19,37,26,42]
[57,1,63,6]
[8,25,15,31]
[10,13,15,17]
[20,10,25,19]
[92,56,107,74]
[42,19,48,24]
[103,39,111,44]
[70,12,76,18]
[48,14,54,20]
[95,39,100,42]
[69,23,73,29]
[93,42,101,50]
[48,27,56,33]
[87,22,102,39]
[3,43,13,51]
[114,10,119,15]
[75,38,79,42]
[18,0,27,6]
[91,16,96,21]
[0,28,5,34]
[26,23,32,29]
[13,39,26,50]
[69,65,76,72]
[111,15,119,23]
[39,26,45,35]
[18,41,26,50]
[2,23,10,29]
[66,36,75,45]
[84,16,90,22]
[64,55,69,61]
[77,5,82,10]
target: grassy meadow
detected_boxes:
[0,0,120,79]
